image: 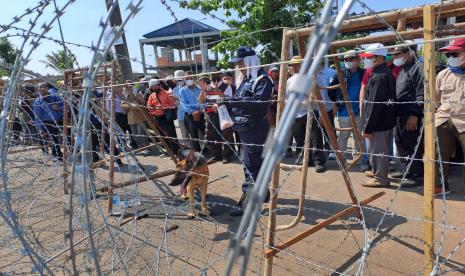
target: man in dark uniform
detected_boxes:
[391,43,424,187]
[223,46,274,216]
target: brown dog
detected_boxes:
[169,149,209,218]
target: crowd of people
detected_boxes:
[6,38,465,217]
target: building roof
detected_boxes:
[143,18,219,39]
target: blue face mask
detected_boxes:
[449,66,465,74]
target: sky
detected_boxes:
[0,0,439,75]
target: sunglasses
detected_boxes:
[444,52,462,58]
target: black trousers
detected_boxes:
[311,111,334,165]
[206,112,235,159]
[154,115,179,154]
[115,112,137,149]
[90,122,121,161]
[394,115,424,176]
[184,112,206,152]
[42,121,63,157]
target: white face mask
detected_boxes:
[393,57,406,67]
[186,80,195,87]
[447,56,465,67]
[344,61,354,70]
[363,58,375,69]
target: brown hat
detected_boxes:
[289,55,303,65]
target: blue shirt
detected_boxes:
[339,70,361,117]
[179,86,205,114]
[316,67,337,112]
[172,84,186,120]
[33,94,64,130]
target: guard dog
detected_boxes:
[169,149,209,218]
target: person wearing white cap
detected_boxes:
[171,70,191,148]
[359,43,397,188]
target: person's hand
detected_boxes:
[212,104,218,112]
[363,132,373,139]
[406,116,418,131]
[199,79,208,92]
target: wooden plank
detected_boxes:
[264,192,385,258]
[422,5,436,276]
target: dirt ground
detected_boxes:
[1,141,464,275]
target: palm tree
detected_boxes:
[41,49,76,73]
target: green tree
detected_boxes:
[40,49,77,73]
[0,38,17,76]
[178,0,322,67]
[0,37,16,64]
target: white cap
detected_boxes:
[360,43,388,57]
[148,79,160,87]
[174,70,186,79]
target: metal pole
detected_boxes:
[422,4,436,275]
[108,61,117,213]
[63,71,70,194]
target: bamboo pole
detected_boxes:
[108,61,117,213]
[287,1,465,38]
[263,28,290,276]
[275,77,315,232]
[423,5,436,276]
[330,22,465,48]
[265,191,385,258]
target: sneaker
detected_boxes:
[364,171,375,178]
[213,156,223,162]
[434,186,451,196]
[116,159,126,167]
[222,156,232,164]
[400,178,422,188]
[362,179,390,188]
[390,171,404,179]
[315,163,326,173]
[285,150,293,157]
[328,153,336,160]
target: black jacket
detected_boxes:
[362,63,397,133]
[395,59,424,117]
[227,69,274,118]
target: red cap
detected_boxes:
[439,38,465,52]
[359,52,375,58]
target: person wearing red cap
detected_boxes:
[434,37,465,196]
